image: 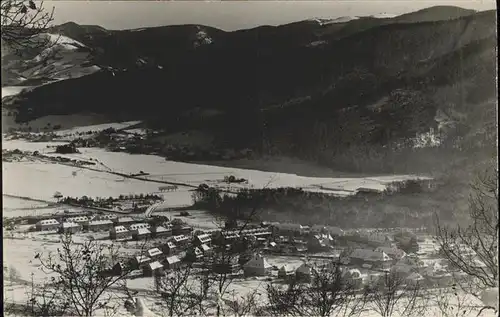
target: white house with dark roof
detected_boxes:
[133,227,151,240]
[278,265,295,280]
[36,219,60,231]
[162,241,177,255]
[59,222,82,234]
[172,235,190,246]
[194,233,212,246]
[348,249,393,268]
[200,244,212,255]
[243,254,272,277]
[85,220,114,232]
[129,223,152,233]
[151,225,172,238]
[295,262,313,282]
[65,216,89,224]
[132,255,151,269]
[164,255,181,269]
[113,217,136,226]
[147,248,164,260]
[110,225,131,240]
[143,261,164,277]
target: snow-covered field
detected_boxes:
[2,138,432,209]
[53,121,141,136]
[1,86,31,98]
[2,161,170,201]
[2,197,89,218]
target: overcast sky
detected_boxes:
[45,1,496,31]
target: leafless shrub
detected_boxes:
[35,233,135,316]
[267,261,369,317]
[1,0,55,54]
[435,167,498,312]
[365,271,428,317]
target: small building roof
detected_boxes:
[152,226,170,233]
[173,235,188,242]
[135,255,151,264]
[130,223,151,230]
[61,222,81,228]
[279,265,295,273]
[112,225,129,233]
[200,244,211,252]
[88,220,113,226]
[244,254,272,269]
[166,241,177,249]
[166,256,181,265]
[115,217,135,223]
[136,228,151,235]
[196,234,212,243]
[148,261,164,271]
[147,248,163,257]
[37,219,59,225]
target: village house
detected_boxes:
[375,246,407,261]
[295,262,313,282]
[110,226,131,240]
[92,214,117,222]
[129,223,152,234]
[36,219,60,231]
[58,222,82,234]
[172,235,190,247]
[151,225,172,238]
[133,227,152,240]
[131,255,152,270]
[347,249,393,269]
[187,247,204,262]
[113,217,136,227]
[308,234,332,252]
[278,265,295,281]
[200,244,212,257]
[65,216,90,226]
[143,261,164,277]
[162,241,177,255]
[164,255,181,270]
[147,248,164,261]
[213,257,240,275]
[243,254,272,277]
[85,220,114,232]
[194,233,212,246]
[172,225,193,236]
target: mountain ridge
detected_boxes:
[2,6,496,174]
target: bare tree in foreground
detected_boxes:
[1,0,54,53]
[36,233,133,316]
[267,261,368,317]
[436,168,498,312]
[365,271,428,317]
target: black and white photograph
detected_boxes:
[1,0,498,316]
